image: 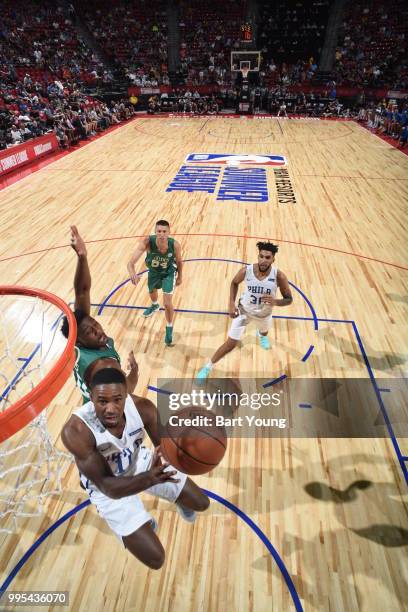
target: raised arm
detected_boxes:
[229,267,246,318]
[127,236,149,285]
[61,415,178,499]
[174,240,183,286]
[126,351,139,394]
[70,225,91,315]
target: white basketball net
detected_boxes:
[0,293,72,533]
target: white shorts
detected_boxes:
[228,312,273,341]
[87,446,187,539]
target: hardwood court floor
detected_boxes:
[0,116,407,611]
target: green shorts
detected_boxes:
[147,270,176,294]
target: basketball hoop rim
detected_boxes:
[0,286,77,442]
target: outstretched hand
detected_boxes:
[148,448,180,486]
[229,303,239,318]
[130,273,140,286]
[127,350,138,375]
[70,225,87,257]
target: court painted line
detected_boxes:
[288,282,318,330]
[356,122,408,158]
[352,321,408,485]
[97,259,318,332]
[0,116,140,192]
[296,174,408,181]
[93,304,349,324]
[263,374,287,388]
[202,490,304,612]
[0,492,303,612]
[97,258,319,390]
[147,384,172,395]
[1,234,406,272]
[298,404,312,409]
[88,301,408,485]
[301,345,315,362]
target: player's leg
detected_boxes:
[122,522,165,569]
[162,271,176,346]
[177,477,210,511]
[175,478,210,521]
[145,447,209,523]
[197,314,246,379]
[256,314,273,349]
[143,273,161,317]
[88,487,164,568]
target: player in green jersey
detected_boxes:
[61,226,139,402]
[127,220,183,346]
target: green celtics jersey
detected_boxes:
[145,235,177,276]
[74,337,120,402]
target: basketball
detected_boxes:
[160,407,227,475]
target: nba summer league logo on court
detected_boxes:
[166,153,296,204]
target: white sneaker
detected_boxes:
[176,503,196,523]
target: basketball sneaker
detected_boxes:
[196,364,211,380]
[165,325,173,346]
[257,330,271,350]
[142,303,160,317]
[176,503,196,523]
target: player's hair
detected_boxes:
[60,309,88,339]
[90,367,126,389]
[256,242,279,255]
[156,219,170,228]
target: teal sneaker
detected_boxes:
[165,326,173,346]
[196,364,211,380]
[176,503,196,523]
[142,303,160,318]
[257,331,271,350]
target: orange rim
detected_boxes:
[0,286,77,442]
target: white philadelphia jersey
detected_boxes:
[74,395,145,492]
[239,264,278,319]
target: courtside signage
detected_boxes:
[166,153,289,203]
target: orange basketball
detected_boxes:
[160,407,227,475]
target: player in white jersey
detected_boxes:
[197,242,293,379]
[62,368,209,569]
